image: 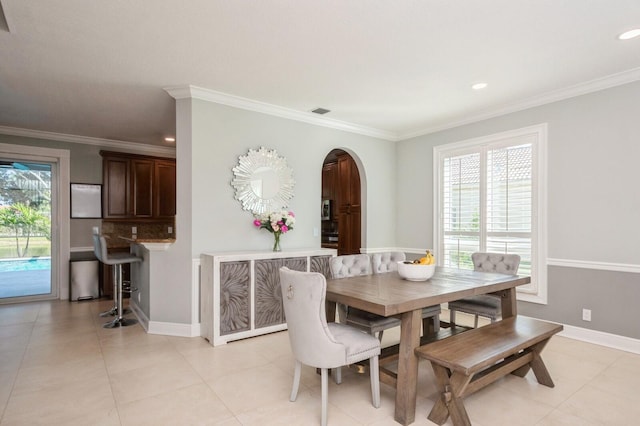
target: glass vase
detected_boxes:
[272,232,281,252]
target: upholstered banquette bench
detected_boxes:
[415,316,562,426]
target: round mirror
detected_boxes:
[231,147,295,214]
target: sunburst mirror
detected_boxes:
[231,147,295,214]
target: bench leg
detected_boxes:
[529,339,555,387]
[510,338,555,387]
[428,364,472,426]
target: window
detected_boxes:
[434,124,547,304]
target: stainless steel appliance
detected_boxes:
[321,199,331,220]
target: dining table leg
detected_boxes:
[394,308,422,425]
[500,287,517,319]
[325,300,337,323]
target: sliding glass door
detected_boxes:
[0,158,55,301]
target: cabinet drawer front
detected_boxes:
[219,261,251,335]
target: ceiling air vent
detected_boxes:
[311,107,331,115]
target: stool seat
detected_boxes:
[93,232,141,328]
[101,252,143,265]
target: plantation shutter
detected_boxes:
[486,143,533,277]
[442,152,480,269]
[440,138,534,291]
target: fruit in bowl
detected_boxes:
[397,251,436,281]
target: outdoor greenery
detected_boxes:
[0,166,52,259]
[0,236,50,258]
[0,203,51,258]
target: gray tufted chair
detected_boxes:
[280,267,380,426]
[329,254,372,324]
[330,254,399,341]
[448,252,521,328]
[372,251,441,335]
[371,251,405,274]
[330,253,372,278]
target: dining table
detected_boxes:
[325,266,531,425]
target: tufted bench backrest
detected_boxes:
[330,254,372,279]
[371,252,406,274]
[471,253,521,275]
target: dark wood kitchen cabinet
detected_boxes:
[337,154,361,255]
[322,162,338,220]
[101,151,176,219]
[154,160,176,218]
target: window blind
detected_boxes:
[440,139,535,292]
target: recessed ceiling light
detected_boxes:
[472,82,488,90]
[164,137,175,142]
[618,28,640,40]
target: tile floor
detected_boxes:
[1,299,639,425]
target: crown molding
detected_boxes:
[400,67,640,140]
[0,126,176,157]
[164,85,399,141]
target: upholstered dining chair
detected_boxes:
[371,251,406,274]
[370,251,442,336]
[448,252,521,328]
[330,254,401,341]
[279,267,380,426]
[329,253,371,323]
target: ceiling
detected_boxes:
[1,1,639,147]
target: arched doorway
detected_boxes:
[321,149,361,255]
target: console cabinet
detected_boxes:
[200,248,336,346]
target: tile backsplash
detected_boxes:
[101,220,175,248]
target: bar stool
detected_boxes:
[92,232,142,328]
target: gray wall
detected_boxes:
[189,99,398,255]
[150,97,398,326]
[396,80,640,339]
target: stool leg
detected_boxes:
[103,264,137,328]
[99,265,119,317]
[99,263,130,317]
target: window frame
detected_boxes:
[433,124,548,304]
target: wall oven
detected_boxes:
[321,199,331,221]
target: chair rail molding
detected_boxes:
[547,258,640,274]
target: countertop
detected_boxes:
[118,236,176,251]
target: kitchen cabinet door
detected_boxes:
[154,160,176,217]
[337,154,361,255]
[102,157,130,218]
[131,158,154,217]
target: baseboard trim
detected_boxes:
[130,301,200,337]
[557,322,640,355]
[129,302,149,332]
[147,320,200,337]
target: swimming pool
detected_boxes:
[0,257,51,272]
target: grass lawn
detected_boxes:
[0,236,51,259]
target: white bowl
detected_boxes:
[397,261,436,281]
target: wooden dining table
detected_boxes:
[325,266,531,425]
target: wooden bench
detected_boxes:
[415,316,563,426]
